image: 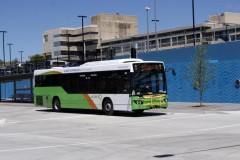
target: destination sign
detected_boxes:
[133,63,164,72]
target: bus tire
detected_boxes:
[52,97,61,112]
[103,98,114,116]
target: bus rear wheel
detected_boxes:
[103,99,114,116]
[52,97,61,112]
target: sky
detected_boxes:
[0,0,240,62]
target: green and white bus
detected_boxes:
[34,58,168,115]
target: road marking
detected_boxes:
[221,111,240,114]
[0,123,239,153]
[0,119,6,127]
[7,115,94,124]
[1,114,214,136]
[115,114,214,126]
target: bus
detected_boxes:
[33,58,169,115]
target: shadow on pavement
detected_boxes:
[36,108,167,117]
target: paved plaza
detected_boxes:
[0,102,240,160]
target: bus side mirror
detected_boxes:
[166,68,176,76]
[235,79,240,87]
[172,69,176,76]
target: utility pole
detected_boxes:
[7,43,13,66]
[145,7,150,52]
[152,0,159,51]
[192,0,196,46]
[19,51,24,63]
[0,31,7,67]
[78,15,87,62]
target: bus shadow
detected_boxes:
[36,109,167,117]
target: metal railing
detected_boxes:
[109,33,240,55]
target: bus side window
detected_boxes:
[101,71,114,93]
[88,73,101,93]
[79,74,88,93]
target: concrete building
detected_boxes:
[42,25,99,61]
[91,13,138,45]
[101,12,240,56]
[41,12,240,62]
[42,13,138,62]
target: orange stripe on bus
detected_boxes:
[83,94,98,110]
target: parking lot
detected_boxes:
[0,102,240,160]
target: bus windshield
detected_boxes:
[133,63,166,95]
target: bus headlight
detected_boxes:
[133,100,143,105]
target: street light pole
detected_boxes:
[225,24,230,42]
[192,0,196,46]
[152,0,159,51]
[65,30,71,62]
[78,15,87,62]
[145,7,150,52]
[152,19,159,50]
[7,43,13,66]
[19,51,23,63]
[0,31,7,67]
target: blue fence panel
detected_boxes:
[115,41,240,103]
[1,82,14,100]
[16,79,31,94]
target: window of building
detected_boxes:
[43,35,48,42]
[237,34,240,40]
[54,41,61,47]
[54,51,61,56]
[236,28,240,33]
[53,34,61,38]
[230,35,236,41]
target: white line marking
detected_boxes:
[116,114,214,126]
[7,115,94,124]
[2,114,214,136]
[0,119,6,127]
[221,111,240,114]
[1,121,239,153]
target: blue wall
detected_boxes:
[1,79,32,100]
[116,41,240,103]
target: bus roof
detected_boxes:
[34,58,164,76]
[81,58,143,67]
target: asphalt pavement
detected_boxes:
[0,102,240,160]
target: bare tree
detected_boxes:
[185,45,215,107]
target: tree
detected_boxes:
[29,54,45,63]
[12,58,19,65]
[185,45,215,107]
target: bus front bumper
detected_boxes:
[131,94,168,111]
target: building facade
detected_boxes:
[42,12,240,62]
[42,13,138,62]
[101,12,240,56]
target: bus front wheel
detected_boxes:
[103,99,114,116]
[52,97,61,112]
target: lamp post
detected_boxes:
[225,24,230,42]
[0,31,7,67]
[152,19,159,50]
[7,43,13,66]
[78,15,87,62]
[145,7,150,52]
[19,51,23,63]
[152,0,159,51]
[65,30,71,62]
[192,0,196,46]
